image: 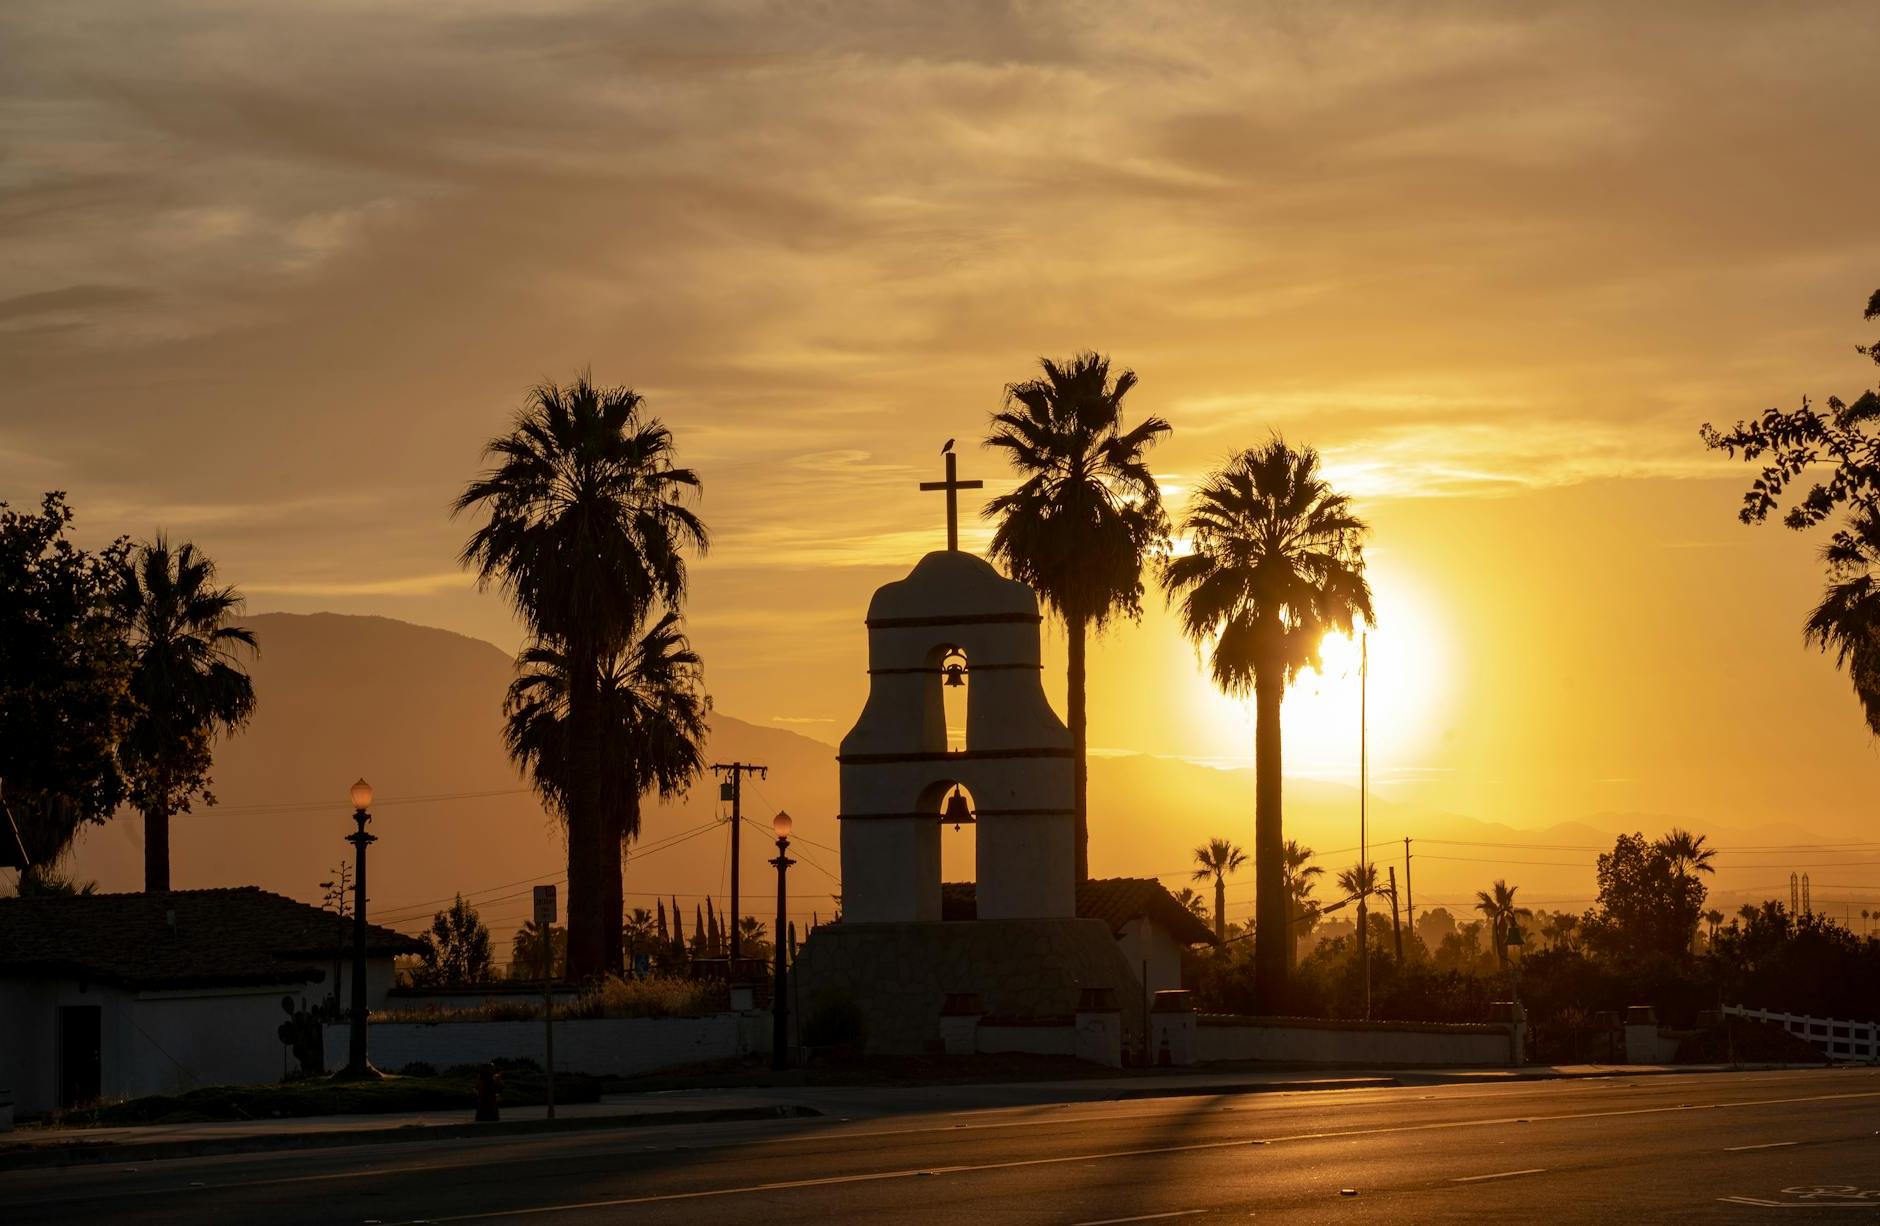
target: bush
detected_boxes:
[566,976,723,1020]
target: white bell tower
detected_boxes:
[838,449,1076,924]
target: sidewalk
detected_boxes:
[0,1061,1797,1172]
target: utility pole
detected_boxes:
[711,762,767,959]
[1358,632,1370,1021]
[1388,865,1404,961]
[1402,837,1414,937]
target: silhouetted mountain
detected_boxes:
[60,612,1851,945]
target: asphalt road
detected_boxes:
[5,1067,1878,1224]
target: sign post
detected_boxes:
[533,885,557,1121]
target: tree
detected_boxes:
[1161,440,1372,1008]
[0,494,132,882]
[458,374,707,980]
[1703,908,1725,944]
[1584,832,1707,962]
[1282,839,1324,970]
[984,353,1171,880]
[623,907,658,968]
[415,894,495,987]
[1174,886,1210,920]
[113,537,257,892]
[738,915,770,961]
[1473,880,1529,969]
[501,612,710,968]
[1655,827,1716,876]
[510,920,567,979]
[1336,861,1381,903]
[1191,837,1248,942]
[1701,289,1880,733]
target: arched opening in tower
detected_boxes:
[939,645,968,753]
[931,778,977,886]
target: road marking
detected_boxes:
[1072,1212,1207,1225]
[1450,1168,1545,1183]
[1726,1141,1799,1152]
[382,1090,1880,1224]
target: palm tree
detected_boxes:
[503,613,710,974]
[1474,879,1529,969]
[984,353,1171,880]
[737,915,770,960]
[1336,861,1381,903]
[1173,886,1210,920]
[1191,837,1248,942]
[511,920,567,979]
[1803,505,1880,736]
[1161,440,1372,1006]
[459,374,707,979]
[1703,908,1724,944]
[1281,839,1324,969]
[1655,827,1717,876]
[623,907,658,968]
[113,537,258,892]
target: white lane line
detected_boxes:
[1072,1212,1207,1225]
[1450,1168,1545,1183]
[1725,1141,1798,1151]
[385,1089,1880,1225]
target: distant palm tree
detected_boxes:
[737,916,770,960]
[113,537,257,892]
[1474,880,1529,969]
[1336,861,1381,903]
[985,353,1171,880]
[1703,908,1724,943]
[1541,912,1580,952]
[1737,902,1760,924]
[1282,839,1324,970]
[459,375,707,979]
[504,613,710,967]
[1191,837,1248,942]
[1174,886,1211,920]
[1803,505,1880,736]
[511,920,567,979]
[1161,439,1372,1007]
[1656,827,1717,876]
[623,907,658,967]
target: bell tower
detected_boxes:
[837,452,1076,924]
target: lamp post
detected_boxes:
[1505,921,1526,1067]
[770,811,795,1071]
[337,777,381,1080]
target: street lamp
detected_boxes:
[770,811,795,1071]
[336,777,381,1080]
[1505,921,1527,1066]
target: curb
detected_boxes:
[0,1103,823,1172]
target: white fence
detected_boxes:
[1725,1004,1879,1064]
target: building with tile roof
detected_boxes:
[0,887,422,1119]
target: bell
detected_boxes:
[943,789,974,828]
[942,662,966,688]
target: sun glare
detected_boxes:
[1181,568,1451,782]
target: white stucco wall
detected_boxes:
[324,1013,751,1076]
[1196,1017,1513,1066]
[1114,918,1186,1001]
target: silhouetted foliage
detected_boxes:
[1191,837,1247,942]
[1161,439,1372,1011]
[114,536,257,892]
[1702,288,1880,733]
[0,493,132,883]
[414,894,495,987]
[458,374,709,979]
[984,353,1171,880]
[1583,832,1707,963]
[509,920,567,979]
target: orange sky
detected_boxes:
[6,2,1880,896]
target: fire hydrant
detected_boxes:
[475,1063,503,1123]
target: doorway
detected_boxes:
[59,1004,101,1109]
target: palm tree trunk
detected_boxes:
[143,801,171,893]
[1253,672,1287,1009]
[1068,611,1089,881]
[1214,873,1226,943]
[565,637,608,982]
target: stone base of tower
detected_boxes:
[791,918,1145,1057]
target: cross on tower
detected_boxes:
[919,445,984,552]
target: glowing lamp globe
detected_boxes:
[349,778,374,811]
[772,811,794,838]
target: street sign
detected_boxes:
[533,885,557,927]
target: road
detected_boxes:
[5,1067,1878,1223]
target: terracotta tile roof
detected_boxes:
[939,877,1219,947]
[0,886,424,991]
